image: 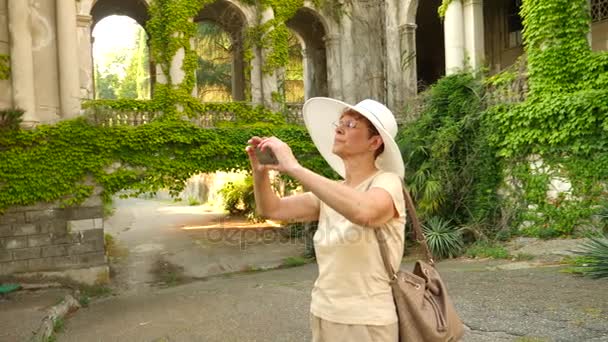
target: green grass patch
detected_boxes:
[465,241,511,259]
[281,256,312,268]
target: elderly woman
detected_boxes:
[246,97,406,342]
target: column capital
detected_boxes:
[77,14,92,27]
[323,34,340,44]
[399,23,417,34]
[463,0,483,5]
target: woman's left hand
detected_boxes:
[256,136,301,174]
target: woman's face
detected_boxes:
[331,112,382,158]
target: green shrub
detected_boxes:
[187,196,201,206]
[569,236,608,279]
[218,175,263,222]
[0,108,24,130]
[398,73,503,237]
[422,217,463,259]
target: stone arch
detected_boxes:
[91,0,150,30]
[415,0,445,90]
[405,0,419,24]
[195,0,250,101]
[90,0,154,98]
[285,7,329,100]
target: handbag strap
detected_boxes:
[367,177,435,280]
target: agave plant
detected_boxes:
[422,216,464,259]
[571,236,608,279]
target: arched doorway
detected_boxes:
[416,0,445,90]
[286,8,329,100]
[194,21,234,102]
[90,0,153,99]
[196,0,249,101]
[92,16,151,99]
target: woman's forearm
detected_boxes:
[252,171,281,217]
[287,165,375,226]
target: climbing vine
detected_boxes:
[146,0,212,115]
[438,0,453,18]
[0,0,348,212]
[484,0,608,237]
[0,54,10,80]
[0,117,335,211]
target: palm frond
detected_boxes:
[422,217,463,259]
[570,236,608,279]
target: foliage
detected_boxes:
[422,217,463,259]
[438,0,453,18]
[483,0,608,238]
[0,54,10,80]
[281,256,312,268]
[568,236,608,279]
[194,21,233,101]
[0,108,24,130]
[398,73,502,233]
[95,70,120,100]
[146,0,210,114]
[465,240,511,260]
[218,175,258,220]
[94,28,150,100]
[0,117,335,211]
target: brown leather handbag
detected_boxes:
[374,184,465,342]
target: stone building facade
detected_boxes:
[1,0,607,283]
[1,0,608,126]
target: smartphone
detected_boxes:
[254,146,279,165]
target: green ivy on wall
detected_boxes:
[146,0,213,115]
[0,0,348,211]
[484,0,608,237]
[0,54,10,80]
[0,118,336,211]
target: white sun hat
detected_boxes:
[302,97,405,179]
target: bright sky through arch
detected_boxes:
[92,15,142,76]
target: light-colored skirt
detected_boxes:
[310,313,399,342]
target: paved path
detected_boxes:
[0,288,70,342]
[104,198,306,293]
[57,261,608,342]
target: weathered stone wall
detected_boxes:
[0,196,109,284]
[338,1,387,105]
[0,0,11,108]
[31,0,62,123]
[592,20,608,51]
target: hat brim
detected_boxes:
[302,97,405,179]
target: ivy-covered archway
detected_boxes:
[195,0,250,101]
[286,7,329,101]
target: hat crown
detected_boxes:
[354,99,398,138]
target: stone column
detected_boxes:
[444,0,465,74]
[57,0,81,118]
[189,37,197,97]
[339,14,356,104]
[302,48,311,100]
[323,34,342,100]
[77,14,93,100]
[399,23,418,101]
[463,0,485,69]
[231,35,246,101]
[8,0,37,124]
[259,7,279,109]
[250,47,263,105]
[385,0,401,110]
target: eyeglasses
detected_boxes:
[332,119,360,129]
